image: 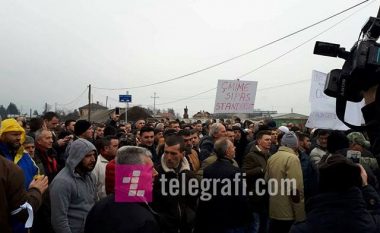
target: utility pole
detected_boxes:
[125,91,129,123]
[151,92,159,114]
[106,96,108,109]
[88,84,91,122]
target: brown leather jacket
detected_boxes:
[0,156,42,233]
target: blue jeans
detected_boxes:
[249,212,269,233]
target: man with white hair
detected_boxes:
[198,123,227,161]
[85,146,159,233]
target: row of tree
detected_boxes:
[0,102,80,121]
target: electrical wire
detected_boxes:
[56,86,88,106]
[92,0,370,91]
[156,0,375,106]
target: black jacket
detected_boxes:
[362,100,380,164]
[199,136,214,161]
[194,158,252,233]
[84,194,160,233]
[152,162,197,233]
[290,186,380,233]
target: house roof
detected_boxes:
[271,113,308,120]
[78,103,108,110]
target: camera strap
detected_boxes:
[336,97,367,131]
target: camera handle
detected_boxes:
[336,85,380,131]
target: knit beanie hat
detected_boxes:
[281,131,298,149]
[74,120,92,136]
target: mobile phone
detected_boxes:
[347,150,361,163]
[115,107,120,115]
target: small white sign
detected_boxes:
[214,80,258,114]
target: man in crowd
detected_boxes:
[94,123,105,140]
[310,130,329,166]
[93,136,119,200]
[266,131,305,233]
[138,126,159,165]
[74,120,94,142]
[243,130,272,233]
[0,119,41,233]
[290,155,380,233]
[195,138,252,233]
[85,146,160,233]
[178,129,200,172]
[199,123,226,161]
[232,125,248,167]
[190,129,200,153]
[135,119,146,131]
[58,119,76,139]
[0,155,48,233]
[152,135,197,233]
[50,138,97,233]
[297,132,318,201]
[169,121,181,132]
[226,128,235,143]
[0,119,38,188]
[34,129,59,182]
[23,136,36,159]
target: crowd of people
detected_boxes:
[1,92,380,233]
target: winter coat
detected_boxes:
[0,142,38,189]
[265,146,305,222]
[194,158,252,233]
[50,138,97,233]
[242,145,270,213]
[290,186,380,233]
[298,150,319,201]
[0,156,42,233]
[199,136,214,161]
[309,146,327,166]
[152,156,197,233]
[84,194,160,233]
[196,153,238,180]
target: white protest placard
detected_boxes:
[214,80,258,114]
[306,70,364,130]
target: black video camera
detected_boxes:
[313,17,380,129]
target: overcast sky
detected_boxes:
[1,0,379,117]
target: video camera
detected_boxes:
[313,17,380,129]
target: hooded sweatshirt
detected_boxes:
[50,139,97,233]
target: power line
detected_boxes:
[92,0,370,91]
[56,86,88,106]
[157,0,374,106]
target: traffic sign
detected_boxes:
[119,94,132,103]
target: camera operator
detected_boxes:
[361,85,380,159]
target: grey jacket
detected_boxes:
[50,139,97,233]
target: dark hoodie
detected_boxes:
[50,139,97,233]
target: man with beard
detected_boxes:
[0,119,38,188]
[50,138,97,233]
[0,119,40,233]
[178,129,200,172]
